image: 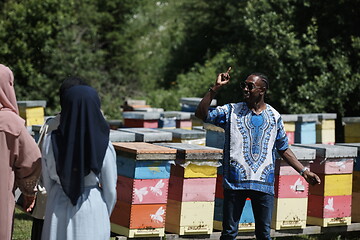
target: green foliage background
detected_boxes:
[0,0,359,119]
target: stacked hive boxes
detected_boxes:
[122,112,160,128]
[110,142,176,238]
[160,128,206,145]
[295,114,317,144]
[271,146,315,230]
[17,100,46,127]
[343,117,360,143]
[159,111,192,129]
[156,143,222,235]
[337,143,360,222]
[296,144,356,227]
[282,114,298,145]
[315,113,337,144]
[118,128,172,143]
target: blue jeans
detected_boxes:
[220,189,274,240]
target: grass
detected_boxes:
[13,208,360,240]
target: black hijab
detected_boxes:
[51,85,110,205]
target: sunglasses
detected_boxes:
[240,82,262,91]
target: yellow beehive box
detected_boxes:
[306,216,351,227]
[352,192,360,222]
[18,100,46,126]
[343,117,360,141]
[309,173,352,196]
[271,198,308,230]
[171,162,217,178]
[315,115,336,144]
[165,199,214,235]
[284,122,296,132]
[111,223,165,238]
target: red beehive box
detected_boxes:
[116,176,169,204]
[274,175,308,198]
[215,174,224,199]
[307,195,351,219]
[167,175,216,202]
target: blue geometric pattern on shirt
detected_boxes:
[237,105,276,173]
[229,160,248,181]
[260,163,274,183]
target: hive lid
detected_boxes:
[112,142,176,160]
[293,144,358,158]
[155,142,223,160]
[110,130,135,142]
[118,128,172,142]
[17,100,47,108]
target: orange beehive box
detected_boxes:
[111,201,166,229]
[116,176,169,204]
[167,175,216,202]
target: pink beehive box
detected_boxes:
[167,175,216,202]
[116,176,169,204]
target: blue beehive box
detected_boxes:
[295,114,317,144]
[113,142,176,179]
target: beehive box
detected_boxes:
[165,199,214,235]
[156,143,222,178]
[180,97,217,113]
[110,130,135,142]
[167,175,216,202]
[113,142,176,179]
[204,123,225,149]
[315,113,337,144]
[160,128,206,145]
[17,100,46,126]
[343,117,360,143]
[158,111,193,129]
[116,176,169,204]
[293,144,356,174]
[282,114,298,145]
[309,173,352,196]
[271,198,308,230]
[336,143,360,171]
[213,198,255,232]
[111,201,167,229]
[307,195,352,226]
[295,114,317,144]
[118,128,172,143]
[274,175,309,198]
[122,111,160,128]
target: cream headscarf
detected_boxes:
[0,64,25,136]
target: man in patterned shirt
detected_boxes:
[195,70,320,240]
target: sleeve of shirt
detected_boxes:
[14,127,42,196]
[275,116,289,151]
[100,142,117,216]
[204,104,231,129]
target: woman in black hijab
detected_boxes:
[41,81,117,240]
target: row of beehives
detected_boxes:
[17,99,360,144]
[109,141,360,238]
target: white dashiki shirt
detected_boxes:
[205,102,289,195]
